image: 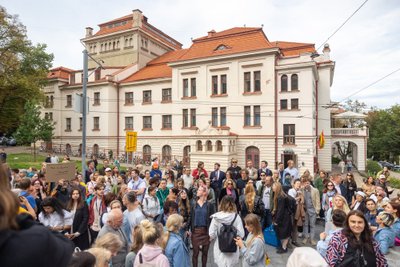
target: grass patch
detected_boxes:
[389,177,400,189]
[6,153,130,173]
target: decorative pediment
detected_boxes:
[195,121,230,136]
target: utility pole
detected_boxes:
[82,49,88,181]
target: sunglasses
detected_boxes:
[227,183,233,185]
[260,174,266,176]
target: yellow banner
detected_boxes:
[126,131,137,152]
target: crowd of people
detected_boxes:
[1,155,400,267]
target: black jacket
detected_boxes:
[0,214,74,267]
[71,203,90,250]
[189,200,215,231]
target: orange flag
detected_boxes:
[318,130,325,149]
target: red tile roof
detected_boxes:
[272,41,315,56]
[173,27,273,62]
[47,67,74,80]
[122,49,188,83]
[92,13,182,49]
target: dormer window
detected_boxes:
[215,44,229,51]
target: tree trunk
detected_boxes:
[33,142,36,162]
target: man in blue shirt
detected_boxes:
[18,178,37,212]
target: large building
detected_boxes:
[42,9,368,173]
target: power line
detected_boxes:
[316,0,369,51]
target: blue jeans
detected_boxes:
[262,209,273,229]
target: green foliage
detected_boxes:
[14,100,54,145]
[0,6,53,133]
[331,156,340,164]
[388,177,400,189]
[366,160,382,176]
[366,105,400,161]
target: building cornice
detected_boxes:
[120,77,171,87]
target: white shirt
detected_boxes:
[262,186,272,210]
[182,174,193,189]
[39,210,73,230]
[127,178,147,202]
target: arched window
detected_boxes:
[196,140,203,151]
[281,75,288,92]
[93,144,99,157]
[65,144,72,155]
[162,145,172,163]
[291,74,298,91]
[206,140,212,151]
[245,146,260,169]
[216,140,223,152]
[183,146,191,167]
[143,145,151,163]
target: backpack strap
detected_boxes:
[139,253,143,264]
[230,213,238,226]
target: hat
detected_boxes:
[355,191,366,198]
[287,247,328,267]
[379,174,386,179]
[105,167,112,172]
[369,194,378,203]
[152,163,158,168]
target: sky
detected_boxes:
[2,0,400,109]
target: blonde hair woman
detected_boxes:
[235,214,266,267]
[134,219,169,267]
[219,178,240,211]
[93,232,123,257]
[162,214,190,267]
[325,194,350,233]
[209,195,245,267]
[240,183,264,220]
[86,247,112,267]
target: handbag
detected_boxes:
[263,225,281,247]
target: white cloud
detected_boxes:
[2,0,399,108]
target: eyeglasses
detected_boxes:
[260,174,266,176]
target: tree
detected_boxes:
[340,99,368,128]
[335,141,354,161]
[366,105,400,161]
[14,100,54,161]
[0,6,53,134]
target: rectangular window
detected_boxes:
[162,88,172,102]
[212,75,218,95]
[254,105,261,126]
[244,72,251,92]
[291,98,299,110]
[162,115,172,129]
[280,99,288,110]
[66,118,71,131]
[49,112,53,121]
[125,92,133,105]
[190,109,196,127]
[143,116,152,129]
[143,90,152,104]
[220,107,227,126]
[244,106,251,126]
[183,79,189,97]
[284,124,296,144]
[183,109,189,128]
[93,117,100,130]
[70,74,75,84]
[93,92,100,105]
[254,71,261,92]
[79,117,82,130]
[221,74,227,94]
[190,78,196,97]
[212,107,218,127]
[44,113,48,120]
[125,116,133,129]
[66,95,72,107]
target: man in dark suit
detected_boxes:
[332,173,347,198]
[258,160,273,179]
[209,162,226,203]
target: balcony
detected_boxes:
[331,128,368,137]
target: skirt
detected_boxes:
[191,227,210,247]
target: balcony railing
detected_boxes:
[331,128,368,137]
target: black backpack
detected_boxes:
[218,213,238,253]
[286,195,297,215]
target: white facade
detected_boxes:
[42,11,370,173]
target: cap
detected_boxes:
[379,174,386,179]
[355,191,366,198]
[105,167,112,172]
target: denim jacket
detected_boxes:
[374,226,395,254]
[165,232,190,267]
[392,218,400,238]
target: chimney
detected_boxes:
[132,9,143,27]
[208,30,216,37]
[323,43,331,60]
[85,27,93,37]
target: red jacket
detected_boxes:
[88,196,107,226]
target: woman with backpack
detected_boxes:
[272,182,293,254]
[209,195,245,267]
[234,213,267,267]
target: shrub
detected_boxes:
[388,177,400,189]
[332,156,341,164]
[366,160,382,176]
